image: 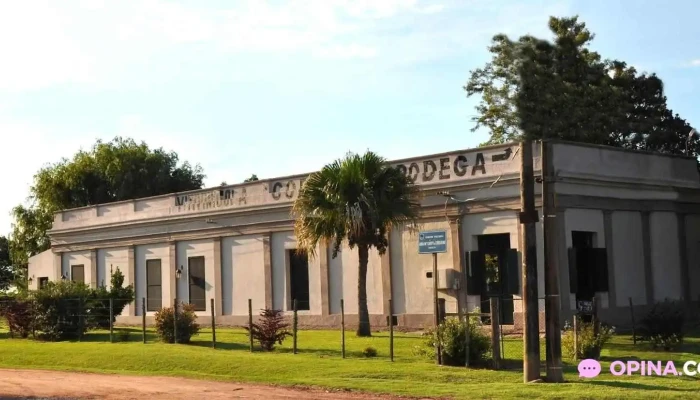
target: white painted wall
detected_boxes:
[685,214,700,302]
[134,243,172,316]
[96,248,129,289]
[270,231,322,314]
[62,251,93,284]
[176,239,216,316]
[221,235,265,315]
[27,250,55,290]
[649,212,681,301]
[611,211,647,306]
[564,209,606,309]
[331,242,383,315]
[390,219,455,315]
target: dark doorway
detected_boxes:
[188,256,206,311]
[475,234,516,325]
[38,277,48,289]
[289,250,310,311]
[568,231,609,321]
[71,264,85,284]
[571,231,596,303]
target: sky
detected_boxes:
[0,0,699,236]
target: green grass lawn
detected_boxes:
[0,324,698,399]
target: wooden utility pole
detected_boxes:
[519,140,541,382]
[542,141,563,382]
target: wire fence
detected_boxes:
[2,295,698,370]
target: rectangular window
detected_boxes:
[289,249,310,311]
[38,277,49,289]
[71,264,85,283]
[188,256,206,311]
[146,259,162,311]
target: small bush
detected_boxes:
[154,303,200,344]
[90,268,135,329]
[362,346,378,357]
[638,299,685,351]
[245,309,291,351]
[0,296,33,338]
[414,312,491,367]
[562,319,614,360]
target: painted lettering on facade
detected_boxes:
[392,147,514,185]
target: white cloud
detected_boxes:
[688,59,700,67]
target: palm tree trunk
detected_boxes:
[356,243,371,337]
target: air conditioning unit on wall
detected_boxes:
[423,268,459,290]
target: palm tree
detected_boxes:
[293,151,420,336]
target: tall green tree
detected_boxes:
[10,137,205,266]
[465,16,697,155]
[0,236,13,291]
[292,151,419,336]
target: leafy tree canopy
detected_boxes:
[0,236,13,291]
[244,174,259,182]
[465,16,697,156]
[10,137,206,266]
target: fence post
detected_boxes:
[109,298,114,343]
[464,307,471,368]
[389,299,394,362]
[173,297,178,344]
[248,298,254,352]
[211,298,216,349]
[341,299,346,359]
[573,315,578,361]
[79,299,84,342]
[142,298,146,344]
[490,297,501,370]
[293,299,298,355]
[628,297,636,345]
[592,296,599,338]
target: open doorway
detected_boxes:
[470,233,518,325]
[568,231,609,320]
[288,250,310,311]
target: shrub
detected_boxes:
[638,299,685,351]
[154,302,200,344]
[245,309,291,351]
[90,268,135,329]
[562,319,614,360]
[0,295,33,338]
[362,346,378,357]
[414,312,491,367]
[31,281,94,341]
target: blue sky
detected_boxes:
[0,0,699,236]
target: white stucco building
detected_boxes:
[28,140,700,328]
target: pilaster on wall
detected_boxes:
[380,228,393,316]
[263,233,273,309]
[90,250,98,288]
[641,212,654,306]
[449,218,465,315]
[167,242,177,309]
[53,252,62,282]
[603,211,617,308]
[126,246,135,316]
[319,240,331,316]
[677,213,691,304]
[213,238,223,316]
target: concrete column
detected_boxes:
[89,249,98,288]
[449,218,464,315]
[53,251,62,282]
[126,246,135,316]
[554,209,572,314]
[603,211,617,308]
[213,237,223,316]
[677,213,691,304]
[641,212,654,306]
[380,228,393,316]
[263,233,273,309]
[319,240,331,316]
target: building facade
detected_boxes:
[28,141,700,328]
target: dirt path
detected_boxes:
[0,369,426,400]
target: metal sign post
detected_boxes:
[418,230,448,365]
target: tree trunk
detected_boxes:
[356,243,371,337]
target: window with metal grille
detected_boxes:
[38,277,49,289]
[188,256,206,311]
[146,259,162,311]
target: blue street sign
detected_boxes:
[418,230,448,254]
